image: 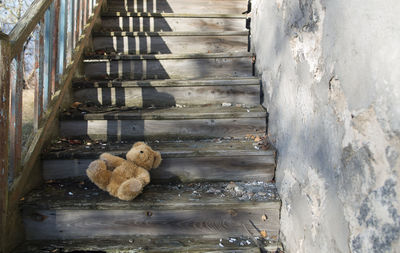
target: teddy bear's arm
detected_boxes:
[100,153,126,169]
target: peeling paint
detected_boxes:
[251,0,400,252]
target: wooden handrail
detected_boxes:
[1,0,105,252]
[9,0,54,59]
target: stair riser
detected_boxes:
[93,35,247,54]
[84,58,253,80]
[23,207,279,240]
[43,155,275,182]
[100,17,246,32]
[73,85,260,107]
[106,0,248,14]
[59,118,266,141]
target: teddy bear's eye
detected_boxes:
[140,151,144,153]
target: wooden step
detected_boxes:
[59,106,266,141]
[106,0,249,14]
[99,14,246,33]
[72,78,260,107]
[83,52,253,80]
[42,139,275,182]
[92,31,248,54]
[15,237,284,253]
[21,180,281,240]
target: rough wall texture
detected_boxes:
[251,0,400,252]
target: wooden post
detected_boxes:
[35,19,45,130]
[58,0,68,77]
[9,51,24,178]
[74,0,80,47]
[51,0,60,92]
[0,33,11,253]
[66,0,74,64]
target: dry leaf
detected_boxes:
[70,102,82,109]
[260,230,268,238]
[262,214,268,221]
[254,136,261,142]
[20,197,25,201]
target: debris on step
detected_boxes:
[222,102,232,107]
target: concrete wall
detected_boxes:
[251,0,400,252]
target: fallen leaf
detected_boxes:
[260,230,268,238]
[70,102,82,109]
[254,136,261,142]
[20,197,25,201]
[262,214,268,221]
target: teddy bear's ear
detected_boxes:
[152,151,162,169]
[132,142,146,148]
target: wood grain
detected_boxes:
[73,84,260,107]
[24,207,280,240]
[0,34,11,253]
[43,155,275,182]
[84,57,253,80]
[92,34,248,54]
[100,16,246,32]
[106,0,248,14]
[14,236,264,253]
[59,118,266,141]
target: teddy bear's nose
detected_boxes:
[140,151,144,153]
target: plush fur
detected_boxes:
[86,142,162,201]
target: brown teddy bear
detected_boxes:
[86,142,162,201]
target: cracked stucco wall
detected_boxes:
[251,0,400,252]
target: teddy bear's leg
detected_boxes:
[100,153,126,169]
[116,178,144,201]
[86,160,112,191]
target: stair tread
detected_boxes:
[16,236,283,253]
[22,180,280,210]
[102,12,247,18]
[73,77,259,88]
[93,31,249,37]
[61,105,266,120]
[84,52,252,60]
[43,139,274,159]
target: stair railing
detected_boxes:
[0,0,106,251]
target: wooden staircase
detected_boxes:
[16,0,282,252]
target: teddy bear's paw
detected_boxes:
[116,178,143,201]
[86,160,111,191]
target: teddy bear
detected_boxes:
[86,142,162,201]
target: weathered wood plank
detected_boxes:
[9,0,54,59]
[22,181,280,240]
[0,33,11,253]
[102,13,247,18]
[92,35,248,54]
[43,155,275,182]
[84,57,253,80]
[72,77,260,88]
[86,51,252,60]
[43,139,275,159]
[100,16,246,32]
[73,84,260,107]
[59,118,266,141]
[24,208,279,240]
[107,0,248,14]
[62,105,266,120]
[9,0,105,211]
[14,237,266,253]
[93,31,249,37]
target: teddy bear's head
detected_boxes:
[126,142,162,170]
